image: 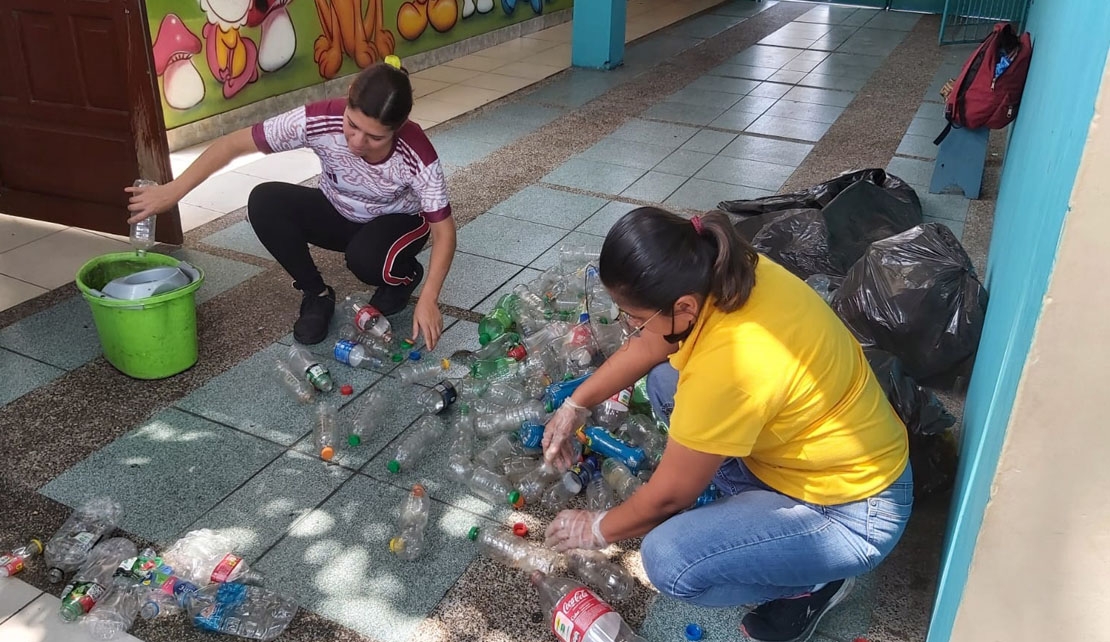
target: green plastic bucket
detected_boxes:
[75,252,205,380]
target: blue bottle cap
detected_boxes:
[684,623,704,641]
[409,351,422,361]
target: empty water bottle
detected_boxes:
[472,332,521,361]
[389,484,431,561]
[0,538,42,577]
[465,466,522,507]
[183,582,298,641]
[271,357,315,404]
[593,388,632,430]
[337,324,398,358]
[502,455,542,483]
[415,380,459,414]
[517,462,563,506]
[446,407,477,483]
[567,550,635,603]
[339,293,392,341]
[45,497,124,583]
[287,344,334,393]
[474,432,528,472]
[139,573,199,620]
[333,340,386,369]
[129,180,158,255]
[474,400,544,438]
[532,572,645,642]
[468,527,563,575]
[601,459,642,502]
[387,416,444,473]
[540,480,578,512]
[349,388,388,447]
[60,537,138,621]
[314,400,340,461]
[524,322,570,354]
[83,585,141,639]
[485,381,526,405]
[397,358,452,385]
[563,455,601,494]
[558,246,599,273]
[162,529,263,587]
[586,476,617,511]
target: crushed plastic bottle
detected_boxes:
[465,467,522,508]
[620,415,666,469]
[416,380,459,415]
[339,293,393,341]
[287,344,334,393]
[389,484,431,561]
[586,476,618,512]
[563,455,601,494]
[474,400,545,438]
[387,416,444,473]
[540,480,578,513]
[532,571,646,642]
[83,585,141,640]
[397,358,452,386]
[0,538,42,578]
[111,547,162,589]
[139,573,199,620]
[314,400,340,461]
[183,582,298,641]
[349,388,388,447]
[129,180,158,255]
[517,462,564,506]
[45,497,124,583]
[601,459,642,502]
[271,357,315,404]
[333,339,387,369]
[162,529,263,587]
[566,550,635,604]
[60,537,138,621]
[468,527,563,575]
[578,427,645,472]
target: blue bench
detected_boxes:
[930,126,989,199]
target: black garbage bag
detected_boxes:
[822,178,923,273]
[749,209,839,280]
[832,223,988,380]
[719,168,920,216]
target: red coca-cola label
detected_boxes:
[551,587,612,642]
[209,553,242,583]
[0,555,24,576]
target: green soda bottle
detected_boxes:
[478,306,513,346]
[470,356,519,380]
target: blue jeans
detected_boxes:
[641,363,914,607]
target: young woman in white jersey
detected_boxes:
[126,63,455,349]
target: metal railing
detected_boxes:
[939,0,1032,44]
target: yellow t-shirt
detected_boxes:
[668,257,909,505]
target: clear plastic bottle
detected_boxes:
[472,332,521,361]
[567,550,635,604]
[333,339,386,369]
[474,432,529,472]
[465,467,522,508]
[558,245,600,272]
[139,573,199,620]
[524,322,570,355]
[339,293,393,341]
[593,388,632,431]
[287,344,334,393]
[502,455,542,484]
[129,180,158,255]
[586,476,617,512]
[83,585,141,640]
[601,459,642,502]
[271,357,315,404]
[470,356,522,381]
[397,358,452,386]
[389,484,431,561]
[517,462,564,506]
[0,538,42,578]
[387,416,444,473]
[337,324,397,360]
[446,406,476,483]
[621,415,666,469]
[474,400,545,438]
[45,497,124,583]
[510,283,549,317]
[60,538,138,621]
[453,377,490,399]
[468,527,563,575]
[349,388,388,447]
[415,380,459,415]
[532,571,645,642]
[183,582,298,641]
[563,455,601,494]
[314,400,340,461]
[540,480,578,512]
[485,381,526,405]
[161,529,264,587]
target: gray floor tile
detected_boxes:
[201,220,273,261]
[719,134,814,166]
[576,201,641,238]
[176,342,382,446]
[837,36,903,57]
[769,69,809,85]
[579,137,676,170]
[681,130,738,155]
[642,101,729,126]
[896,134,939,159]
[521,72,617,108]
[886,156,935,188]
[687,76,763,96]
[746,114,833,143]
[759,35,817,49]
[816,574,876,641]
[796,5,859,24]
[811,59,879,80]
[916,102,947,122]
[171,248,264,305]
[729,45,802,69]
[710,108,763,133]
[473,268,544,315]
[655,149,717,176]
[792,48,833,63]
[40,407,285,543]
[920,192,971,222]
[728,95,779,115]
[783,86,856,107]
[425,134,501,168]
[621,171,688,202]
[530,232,604,271]
[488,185,607,231]
[179,450,353,558]
[708,63,779,81]
[764,100,846,124]
[782,57,822,73]
[542,157,648,195]
[907,116,943,137]
[0,348,63,405]
[438,105,563,147]
[640,592,750,642]
[798,72,869,92]
[809,36,852,52]
[694,156,795,191]
[844,9,881,27]
[251,475,484,642]
[415,250,523,310]
[456,214,570,267]
[864,10,921,31]
[748,82,794,100]
[664,178,773,212]
[0,296,98,370]
[607,119,700,149]
[276,306,440,374]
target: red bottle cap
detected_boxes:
[340,385,354,395]
[512,522,529,537]
[507,345,527,361]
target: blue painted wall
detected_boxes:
[928,2,1110,641]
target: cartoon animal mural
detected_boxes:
[461,0,493,19]
[396,0,458,40]
[153,14,205,110]
[250,0,298,72]
[199,0,260,97]
[313,0,397,79]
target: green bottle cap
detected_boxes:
[478,332,491,345]
[392,354,404,363]
[467,526,480,541]
[387,460,401,474]
[348,434,361,447]
[508,490,523,508]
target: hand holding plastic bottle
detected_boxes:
[542,397,591,471]
[545,509,608,552]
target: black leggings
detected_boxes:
[247,182,430,295]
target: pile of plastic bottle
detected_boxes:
[0,497,296,640]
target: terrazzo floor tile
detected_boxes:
[665,87,745,110]
[668,12,743,39]
[455,214,567,266]
[896,134,939,160]
[201,220,273,261]
[530,232,604,271]
[0,348,63,405]
[542,158,647,196]
[681,130,738,155]
[653,149,717,177]
[783,86,857,107]
[694,156,796,192]
[576,201,641,237]
[639,593,750,642]
[473,268,544,315]
[578,137,676,171]
[708,63,779,82]
[665,178,773,213]
[175,342,382,446]
[864,10,921,30]
[488,185,607,230]
[438,104,564,147]
[415,250,523,310]
[0,296,98,370]
[746,114,833,143]
[781,56,822,73]
[887,156,935,188]
[719,134,814,166]
[0,577,40,622]
[920,193,971,222]
[642,101,729,127]
[608,119,699,149]
[686,75,762,96]
[178,449,353,558]
[621,171,687,203]
[171,248,264,305]
[815,573,876,641]
[251,475,484,642]
[40,407,284,543]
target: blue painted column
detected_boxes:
[571,0,626,70]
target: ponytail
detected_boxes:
[599,207,759,313]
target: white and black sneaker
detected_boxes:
[740,577,856,642]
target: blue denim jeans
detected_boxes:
[640,362,914,607]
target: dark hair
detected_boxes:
[599,207,759,313]
[347,63,413,129]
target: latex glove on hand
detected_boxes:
[542,397,591,471]
[545,509,608,552]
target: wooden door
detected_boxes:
[0,0,180,243]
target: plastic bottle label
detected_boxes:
[353,306,379,332]
[334,340,357,365]
[0,554,24,576]
[551,587,613,642]
[431,382,458,414]
[519,422,545,448]
[608,388,632,411]
[209,553,243,583]
[62,581,107,615]
[72,531,97,552]
[305,364,330,389]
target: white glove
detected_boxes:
[545,509,609,552]
[542,397,591,471]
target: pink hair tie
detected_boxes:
[691,215,704,234]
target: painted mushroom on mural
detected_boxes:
[153,13,205,110]
[247,0,297,72]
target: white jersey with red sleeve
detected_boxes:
[250,98,451,224]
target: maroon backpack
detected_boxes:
[934,23,1033,144]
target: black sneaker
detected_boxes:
[293,285,335,345]
[740,577,855,642]
[370,262,423,316]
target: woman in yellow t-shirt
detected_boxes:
[542,207,912,642]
